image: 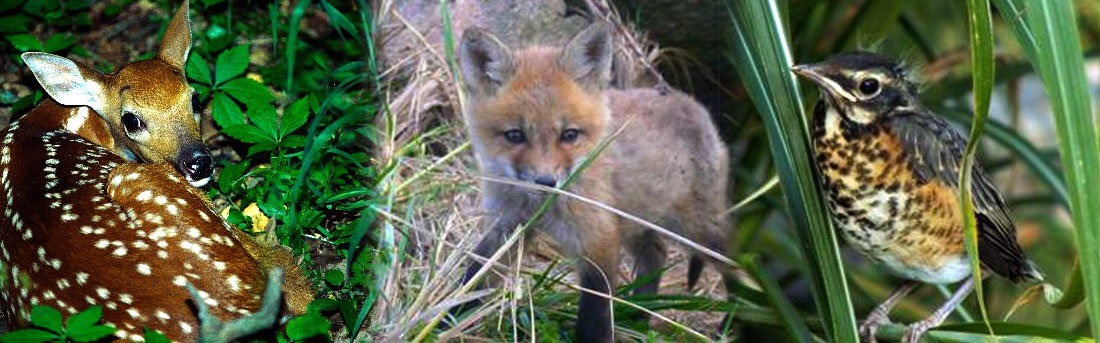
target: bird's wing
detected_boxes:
[888,110,1040,282]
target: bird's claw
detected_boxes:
[902,320,936,343]
[857,317,889,343]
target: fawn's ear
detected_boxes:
[458,28,514,96]
[560,23,613,90]
[157,0,192,70]
[22,52,106,111]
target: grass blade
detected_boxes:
[742,255,815,342]
[995,0,1100,334]
[727,1,858,342]
[959,0,994,335]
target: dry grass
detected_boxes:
[370,0,737,341]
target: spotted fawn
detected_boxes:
[0,1,313,341]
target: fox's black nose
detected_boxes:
[533,176,557,188]
[177,145,213,188]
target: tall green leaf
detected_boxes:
[960,0,993,335]
[727,1,857,342]
[995,0,1100,335]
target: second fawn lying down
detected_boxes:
[456,23,734,342]
[0,1,313,341]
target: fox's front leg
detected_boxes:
[455,210,526,319]
[574,209,621,343]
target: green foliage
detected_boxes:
[186,1,380,340]
[727,1,858,342]
[960,0,995,334]
[0,0,381,341]
[0,306,116,343]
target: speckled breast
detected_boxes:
[813,106,970,284]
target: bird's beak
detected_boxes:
[792,64,857,102]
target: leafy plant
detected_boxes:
[0,306,116,343]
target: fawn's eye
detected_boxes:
[858,78,880,96]
[504,129,526,144]
[560,128,580,143]
[122,111,146,134]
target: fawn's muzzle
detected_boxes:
[178,145,213,188]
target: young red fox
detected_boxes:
[457,23,732,341]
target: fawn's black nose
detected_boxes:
[178,145,213,188]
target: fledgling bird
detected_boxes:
[792,51,1043,343]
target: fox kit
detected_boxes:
[457,23,731,341]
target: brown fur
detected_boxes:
[458,23,731,342]
[2,1,314,341]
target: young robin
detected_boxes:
[792,51,1043,343]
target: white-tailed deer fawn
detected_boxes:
[1,1,313,341]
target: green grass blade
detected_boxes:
[996,0,1100,334]
[743,255,815,342]
[727,1,857,342]
[960,0,994,335]
[284,0,311,94]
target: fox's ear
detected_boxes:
[458,28,513,95]
[560,23,612,89]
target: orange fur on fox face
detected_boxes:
[469,47,610,186]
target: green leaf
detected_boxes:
[727,2,857,342]
[320,1,356,36]
[286,312,330,340]
[220,78,275,106]
[0,0,22,12]
[998,0,1100,334]
[249,102,279,140]
[324,269,345,287]
[214,44,250,85]
[218,161,250,194]
[0,15,32,33]
[742,255,814,342]
[67,326,115,342]
[42,33,76,53]
[0,329,58,343]
[141,328,170,343]
[186,53,212,85]
[222,124,275,144]
[5,33,41,51]
[211,92,245,127]
[64,306,102,335]
[246,142,278,157]
[960,0,994,336]
[30,306,63,334]
[281,95,311,138]
[280,135,307,148]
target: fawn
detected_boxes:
[0,1,313,341]
[456,23,733,342]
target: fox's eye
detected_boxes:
[560,128,580,143]
[122,111,146,134]
[504,129,526,144]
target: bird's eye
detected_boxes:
[858,78,880,95]
[504,129,526,144]
[122,111,146,134]
[560,128,580,143]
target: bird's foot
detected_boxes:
[901,318,940,343]
[857,315,890,343]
